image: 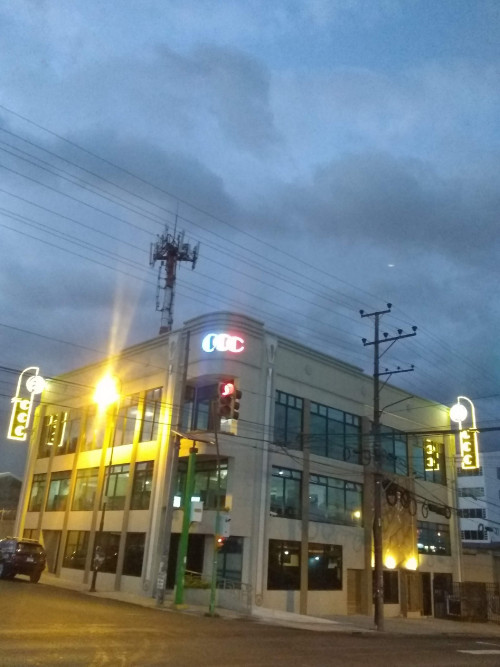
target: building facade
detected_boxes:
[458,451,500,544]
[16,311,460,618]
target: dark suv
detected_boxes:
[0,538,46,583]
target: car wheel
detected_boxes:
[30,570,41,584]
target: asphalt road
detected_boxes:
[2,578,500,666]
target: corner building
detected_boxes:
[16,312,460,618]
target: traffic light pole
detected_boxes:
[208,401,222,617]
[360,304,416,632]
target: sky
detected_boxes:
[1,0,500,476]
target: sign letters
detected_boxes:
[7,367,45,442]
[202,333,245,354]
[460,429,479,470]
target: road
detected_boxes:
[1,578,500,666]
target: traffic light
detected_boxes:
[232,389,242,420]
[217,381,242,419]
[215,535,227,549]
[218,381,234,418]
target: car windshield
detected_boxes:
[17,543,42,555]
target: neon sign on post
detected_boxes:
[202,333,245,353]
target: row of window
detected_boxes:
[275,391,446,483]
[270,466,362,526]
[461,530,489,541]
[267,540,342,590]
[458,487,485,498]
[64,530,145,576]
[458,466,483,477]
[38,388,162,458]
[28,461,154,513]
[458,508,486,519]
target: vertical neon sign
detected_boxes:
[7,367,45,441]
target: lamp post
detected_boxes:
[89,375,121,593]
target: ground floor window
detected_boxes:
[96,532,121,573]
[267,540,342,591]
[383,570,399,603]
[63,530,90,570]
[216,536,243,586]
[123,533,146,577]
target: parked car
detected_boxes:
[0,537,46,583]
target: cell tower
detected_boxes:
[150,226,199,334]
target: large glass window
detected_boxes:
[57,412,81,455]
[270,467,301,518]
[309,475,363,526]
[45,471,71,511]
[309,403,361,463]
[95,531,121,573]
[417,521,451,556]
[63,530,89,570]
[28,473,46,512]
[267,540,343,591]
[38,415,56,458]
[140,387,162,442]
[123,533,146,577]
[81,406,97,452]
[72,467,99,511]
[130,461,154,510]
[216,536,243,586]
[103,464,130,510]
[176,459,227,510]
[381,426,408,475]
[274,391,303,450]
[182,384,218,432]
[113,394,140,447]
[412,440,446,485]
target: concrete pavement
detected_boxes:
[38,572,500,637]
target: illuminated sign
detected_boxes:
[202,333,245,353]
[460,429,479,469]
[424,439,440,471]
[7,367,45,442]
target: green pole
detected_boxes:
[208,405,221,616]
[174,444,197,606]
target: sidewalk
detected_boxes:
[39,572,500,637]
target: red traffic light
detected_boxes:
[220,381,235,398]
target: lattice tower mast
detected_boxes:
[150,226,199,334]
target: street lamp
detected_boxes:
[89,374,121,593]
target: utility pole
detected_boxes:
[360,303,417,631]
[150,225,199,334]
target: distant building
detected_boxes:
[15,311,459,618]
[457,451,500,544]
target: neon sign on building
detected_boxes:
[202,333,245,353]
[7,367,45,441]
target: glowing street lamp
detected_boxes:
[89,374,121,593]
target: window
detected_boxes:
[381,426,408,475]
[113,394,140,446]
[458,487,484,498]
[130,461,154,510]
[123,533,145,577]
[267,539,342,591]
[383,571,399,604]
[217,536,243,586]
[103,464,130,510]
[412,441,446,485]
[140,387,162,441]
[182,384,218,432]
[270,467,301,518]
[38,415,57,458]
[81,406,97,452]
[58,412,81,455]
[309,403,361,463]
[309,475,363,526]
[417,521,451,556]
[72,467,99,511]
[458,466,483,477]
[46,471,71,511]
[176,459,227,510]
[308,544,342,590]
[95,532,121,573]
[458,508,486,519]
[28,473,46,512]
[461,530,489,541]
[63,530,89,570]
[274,391,303,450]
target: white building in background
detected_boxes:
[15,311,460,619]
[458,451,500,544]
